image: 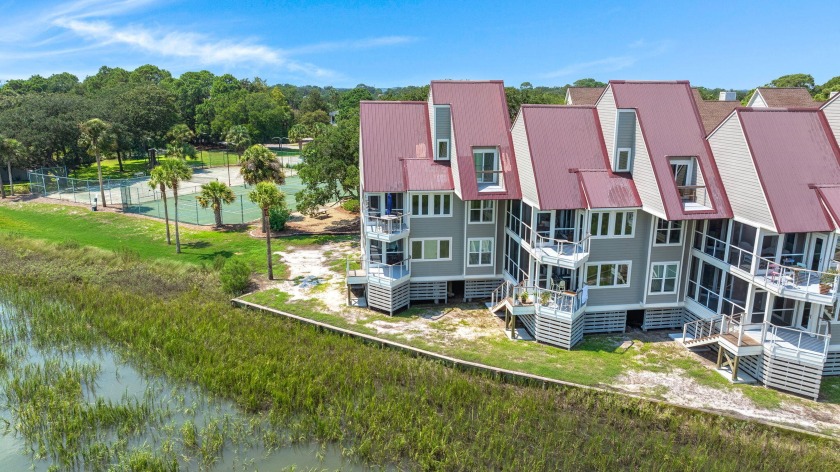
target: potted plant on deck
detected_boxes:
[519,290,530,305]
[819,269,838,295]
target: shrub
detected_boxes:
[219,259,251,295]
[268,205,291,231]
[341,198,360,213]
[212,255,226,271]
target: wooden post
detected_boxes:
[731,356,740,381]
[716,346,724,368]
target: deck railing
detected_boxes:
[683,314,724,343]
[678,185,707,207]
[763,322,831,364]
[367,258,411,285]
[532,233,590,261]
[534,286,586,317]
[363,208,410,235]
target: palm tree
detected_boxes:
[167,124,197,161]
[156,159,193,253]
[148,166,172,245]
[288,123,309,152]
[79,118,113,207]
[249,181,285,280]
[225,125,251,163]
[240,144,285,185]
[196,181,235,228]
[0,137,24,199]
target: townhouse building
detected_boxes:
[350,79,840,399]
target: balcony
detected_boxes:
[367,258,411,287]
[364,210,409,242]
[694,232,839,304]
[678,185,712,211]
[531,233,590,269]
[535,286,587,320]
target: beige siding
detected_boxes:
[749,91,768,108]
[823,98,840,144]
[708,115,776,230]
[630,120,666,217]
[596,85,617,163]
[431,91,463,198]
[510,113,540,206]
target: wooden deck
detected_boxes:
[720,332,761,347]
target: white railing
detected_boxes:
[364,210,410,235]
[345,256,365,279]
[532,233,590,262]
[535,286,586,317]
[678,185,708,207]
[491,280,516,308]
[764,322,831,364]
[367,258,411,285]
[683,314,724,343]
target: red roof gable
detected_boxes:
[430,81,521,200]
[359,101,453,193]
[610,81,732,220]
[519,104,639,209]
[738,108,840,233]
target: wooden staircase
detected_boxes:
[684,333,722,347]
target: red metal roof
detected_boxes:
[738,108,840,233]
[359,101,453,193]
[519,104,639,209]
[578,171,642,209]
[430,81,521,200]
[610,81,732,220]
[814,186,840,228]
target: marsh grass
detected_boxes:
[1,236,839,470]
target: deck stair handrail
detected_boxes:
[683,314,725,346]
[490,281,538,312]
[490,280,516,311]
[720,313,766,348]
[344,256,366,281]
[532,233,591,260]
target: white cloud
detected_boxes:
[285,36,418,55]
[539,39,674,79]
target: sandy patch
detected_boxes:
[366,306,500,343]
[272,241,356,312]
[617,369,840,433]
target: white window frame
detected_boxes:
[654,218,683,246]
[615,147,632,172]
[410,238,452,262]
[649,261,680,295]
[411,192,453,218]
[473,147,500,185]
[590,210,636,239]
[435,138,450,161]
[468,200,496,224]
[585,261,632,289]
[467,237,494,267]
[670,157,696,187]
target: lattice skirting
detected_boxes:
[465,279,504,301]
[519,314,536,337]
[367,281,410,314]
[583,311,626,334]
[683,309,703,325]
[733,350,823,400]
[409,281,448,302]
[824,352,840,376]
[536,314,584,349]
[642,307,684,331]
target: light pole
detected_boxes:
[273,136,289,167]
[225,145,231,186]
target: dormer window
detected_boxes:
[670,157,697,201]
[436,139,450,160]
[615,148,632,172]
[473,147,500,186]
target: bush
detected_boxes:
[219,259,251,295]
[212,255,226,271]
[341,198,360,213]
[269,205,291,231]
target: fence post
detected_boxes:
[196,200,200,224]
[241,195,244,224]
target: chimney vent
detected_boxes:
[719,91,737,101]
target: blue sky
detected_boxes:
[1,0,837,89]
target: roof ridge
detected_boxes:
[361,100,426,105]
[610,80,690,84]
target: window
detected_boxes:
[615,148,632,172]
[590,211,635,238]
[655,219,683,245]
[436,139,450,160]
[585,262,631,288]
[410,238,451,261]
[411,193,452,217]
[473,148,499,185]
[469,200,495,223]
[649,262,679,294]
[467,238,494,266]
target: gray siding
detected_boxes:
[630,119,666,217]
[596,85,617,163]
[708,115,775,230]
[409,192,465,278]
[823,97,840,145]
[586,211,651,307]
[431,92,462,197]
[510,113,540,206]
[615,110,636,159]
[465,200,500,276]
[646,226,685,305]
[435,106,451,140]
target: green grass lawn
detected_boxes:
[0,201,333,272]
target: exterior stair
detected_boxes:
[683,333,722,347]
